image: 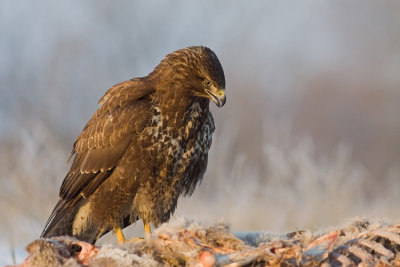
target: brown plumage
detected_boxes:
[41,46,226,244]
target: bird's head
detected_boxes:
[151,46,226,107]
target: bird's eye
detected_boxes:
[205,80,212,86]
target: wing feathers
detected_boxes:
[59,79,154,201]
[80,171,111,198]
[79,139,130,173]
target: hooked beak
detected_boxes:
[205,87,226,107]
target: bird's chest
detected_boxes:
[140,102,214,175]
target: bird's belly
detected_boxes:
[129,116,212,225]
[129,139,197,225]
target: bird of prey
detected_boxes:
[41,46,226,244]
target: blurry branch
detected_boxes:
[9,237,16,265]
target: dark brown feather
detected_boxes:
[41,46,225,244]
[59,81,153,200]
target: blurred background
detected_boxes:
[1,0,400,264]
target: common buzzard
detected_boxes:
[41,46,226,244]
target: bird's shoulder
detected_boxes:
[74,78,155,152]
[97,78,155,116]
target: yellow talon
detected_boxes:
[144,222,152,239]
[130,237,144,242]
[114,227,126,244]
[115,222,151,243]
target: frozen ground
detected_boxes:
[11,217,400,266]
